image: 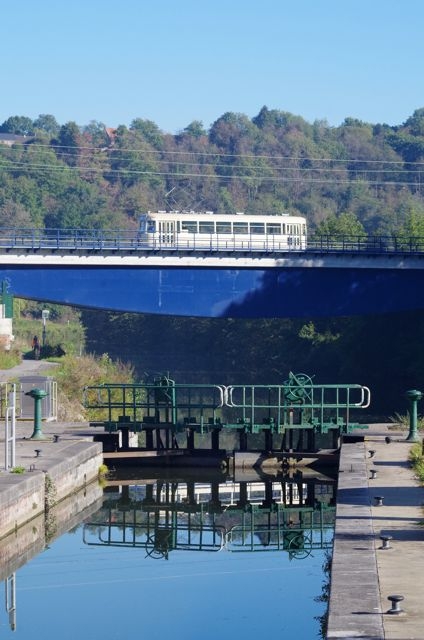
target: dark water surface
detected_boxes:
[1,471,334,639]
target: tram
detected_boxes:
[138,210,307,251]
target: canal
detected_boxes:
[1,470,335,639]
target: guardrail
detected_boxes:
[0,227,424,255]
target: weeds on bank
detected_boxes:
[390,412,424,431]
[409,443,424,483]
[0,349,21,370]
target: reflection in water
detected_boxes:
[5,574,16,631]
[1,470,336,638]
[84,470,336,561]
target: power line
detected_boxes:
[1,139,423,166]
[0,161,421,187]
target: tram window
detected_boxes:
[250,223,265,234]
[182,221,197,233]
[139,214,147,233]
[266,223,281,235]
[233,222,249,234]
[199,222,215,234]
[147,220,156,233]
[216,221,231,233]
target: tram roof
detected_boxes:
[145,210,306,221]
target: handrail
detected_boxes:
[1,227,424,255]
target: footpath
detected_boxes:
[327,426,424,640]
[0,359,103,548]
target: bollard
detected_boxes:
[25,388,48,440]
[368,449,376,458]
[379,534,393,550]
[405,389,423,442]
[370,469,377,479]
[374,496,384,506]
[387,594,404,614]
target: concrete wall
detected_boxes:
[0,441,103,540]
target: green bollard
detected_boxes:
[405,389,423,442]
[26,388,48,440]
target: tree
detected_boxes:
[182,121,206,138]
[33,114,60,136]
[129,119,163,149]
[83,121,110,147]
[0,115,34,136]
[54,121,82,166]
[313,212,366,237]
[404,108,424,137]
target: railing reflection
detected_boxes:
[83,472,336,560]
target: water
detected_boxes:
[0,472,334,639]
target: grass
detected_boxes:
[409,442,424,482]
[0,348,21,369]
[390,412,424,431]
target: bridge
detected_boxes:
[0,228,423,317]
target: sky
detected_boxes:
[2,0,424,134]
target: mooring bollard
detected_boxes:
[370,469,377,479]
[405,389,423,442]
[374,495,384,506]
[379,534,393,550]
[387,594,404,614]
[25,388,48,440]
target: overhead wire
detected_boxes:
[0,140,423,187]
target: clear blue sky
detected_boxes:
[2,0,424,134]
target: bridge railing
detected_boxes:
[307,234,424,253]
[1,227,424,255]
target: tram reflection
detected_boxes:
[83,470,336,560]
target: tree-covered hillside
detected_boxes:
[4,107,424,418]
[2,107,424,235]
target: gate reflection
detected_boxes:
[83,470,336,560]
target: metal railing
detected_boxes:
[0,227,424,255]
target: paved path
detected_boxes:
[328,427,424,640]
[0,359,58,382]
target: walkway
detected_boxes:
[0,358,58,382]
[327,426,424,640]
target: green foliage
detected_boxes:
[11,466,26,474]
[0,115,34,135]
[298,321,340,345]
[0,348,21,369]
[54,352,134,421]
[14,304,84,358]
[1,107,424,234]
[313,211,366,237]
[390,412,424,431]
[409,443,424,483]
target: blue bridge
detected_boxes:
[0,228,423,317]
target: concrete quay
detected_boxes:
[0,419,103,543]
[327,426,424,640]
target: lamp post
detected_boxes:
[41,309,49,347]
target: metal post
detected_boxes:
[25,388,48,440]
[5,386,16,470]
[41,309,49,347]
[405,389,423,442]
